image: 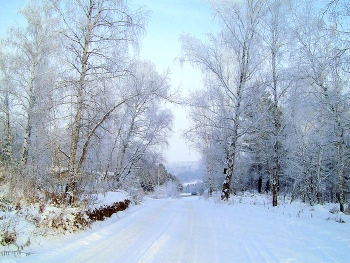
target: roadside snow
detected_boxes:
[0,191,130,258]
[2,193,350,263]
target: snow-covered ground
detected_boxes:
[2,193,350,263]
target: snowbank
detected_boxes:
[0,191,130,257]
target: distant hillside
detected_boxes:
[166,161,204,183]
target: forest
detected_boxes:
[0,0,349,215]
[0,0,180,210]
[180,0,350,211]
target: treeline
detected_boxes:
[0,0,174,205]
[140,163,182,193]
[182,0,350,210]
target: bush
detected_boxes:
[37,207,84,233]
[0,230,17,246]
[26,203,92,234]
[128,188,144,204]
[165,181,180,198]
[86,199,130,222]
[0,208,20,246]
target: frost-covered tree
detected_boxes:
[259,0,291,206]
[3,0,57,167]
[48,0,147,202]
[184,84,229,196]
[181,0,267,200]
[101,61,173,186]
[0,0,175,204]
[290,1,350,211]
[0,46,13,164]
[182,0,349,209]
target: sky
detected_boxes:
[131,0,218,163]
[0,0,218,163]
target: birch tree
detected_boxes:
[291,1,349,211]
[107,61,173,184]
[50,0,147,202]
[0,47,14,164]
[260,0,290,205]
[4,0,56,166]
[184,85,229,196]
[181,0,266,200]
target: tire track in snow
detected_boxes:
[138,198,202,263]
[250,236,280,263]
[185,200,200,262]
[240,234,280,263]
[163,200,194,263]
[192,200,222,262]
[242,237,263,263]
[137,233,171,263]
[136,199,185,263]
[170,198,220,263]
[137,198,218,263]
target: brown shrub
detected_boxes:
[86,199,130,222]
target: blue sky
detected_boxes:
[131,0,217,163]
[0,0,218,163]
[0,0,27,36]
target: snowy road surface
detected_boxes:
[18,196,350,263]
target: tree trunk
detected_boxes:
[76,99,129,174]
[272,140,279,206]
[336,114,345,212]
[221,92,240,200]
[207,160,213,197]
[271,84,280,206]
[21,74,36,166]
[21,116,32,166]
[315,147,323,204]
[66,36,89,203]
[221,94,240,200]
[66,81,84,203]
[66,0,100,202]
[258,176,262,194]
[221,177,230,200]
[271,27,281,206]
[3,92,13,162]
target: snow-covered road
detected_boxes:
[18,196,350,263]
